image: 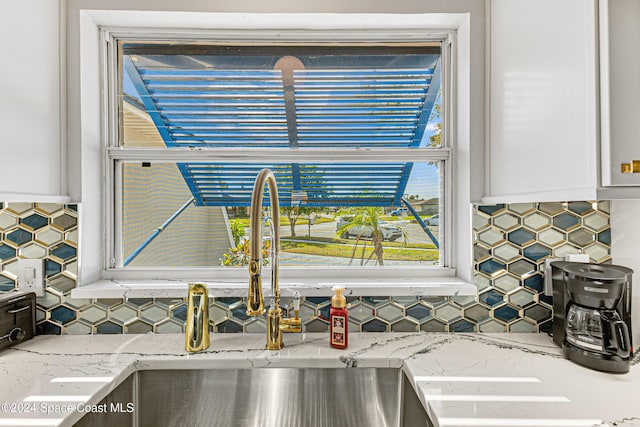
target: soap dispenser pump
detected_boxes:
[330,286,348,349]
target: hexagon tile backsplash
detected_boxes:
[0,201,610,335]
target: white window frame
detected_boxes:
[103,29,453,281]
[68,10,481,298]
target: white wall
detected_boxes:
[610,200,640,346]
[600,4,640,347]
[65,0,486,284]
[65,0,486,203]
[0,0,485,206]
[0,1,63,200]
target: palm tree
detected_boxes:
[336,207,406,266]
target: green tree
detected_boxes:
[428,98,442,148]
[281,206,318,238]
[280,164,330,238]
[336,207,406,266]
[229,219,245,246]
[221,239,271,267]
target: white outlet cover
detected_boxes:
[543,258,563,296]
[17,259,45,297]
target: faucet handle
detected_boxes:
[292,291,301,320]
[293,292,301,311]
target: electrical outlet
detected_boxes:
[18,259,45,297]
[543,258,563,297]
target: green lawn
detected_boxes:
[283,235,437,250]
[281,238,439,262]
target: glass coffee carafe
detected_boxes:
[565,304,630,358]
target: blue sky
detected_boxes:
[404,162,440,201]
[403,97,441,201]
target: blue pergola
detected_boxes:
[122,52,441,264]
[124,56,441,208]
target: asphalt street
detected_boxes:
[282,218,439,245]
[248,217,439,246]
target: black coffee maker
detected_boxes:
[551,261,633,373]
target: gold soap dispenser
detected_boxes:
[185,283,210,352]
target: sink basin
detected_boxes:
[75,368,431,427]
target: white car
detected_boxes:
[337,217,402,241]
[425,214,439,226]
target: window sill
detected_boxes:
[70,277,476,299]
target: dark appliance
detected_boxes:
[0,291,36,352]
[551,261,633,373]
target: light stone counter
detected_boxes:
[0,332,638,427]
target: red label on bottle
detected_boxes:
[331,315,346,346]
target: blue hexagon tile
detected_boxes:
[0,201,610,335]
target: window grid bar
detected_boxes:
[108,147,450,162]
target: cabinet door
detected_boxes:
[486,0,598,203]
[0,2,63,200]
[600,0,640,187]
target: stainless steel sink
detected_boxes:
[75,368,431,427]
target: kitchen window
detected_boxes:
[105,37,451,282]
[61,8,484,298]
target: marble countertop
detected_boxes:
[0,332,638,427]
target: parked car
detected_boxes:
[336,216,354,230]
[425,214,439,226]
[389,207,408,216]
[336,216,403,241]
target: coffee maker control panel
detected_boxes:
[543,254,590,296]
[0,292,36,352]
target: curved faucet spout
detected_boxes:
[247,169,280,316]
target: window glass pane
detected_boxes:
[120,161,441,268]
[120,44,442,149]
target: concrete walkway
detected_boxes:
[279,251,438,266]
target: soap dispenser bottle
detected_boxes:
[330,286,348,349]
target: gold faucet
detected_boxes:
[185,283,210,352]
[247,168,301,350]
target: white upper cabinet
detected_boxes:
[600,0,640,189]
[484,0,598,203]
[0,1,67,202]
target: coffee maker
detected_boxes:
[551,261,633,373]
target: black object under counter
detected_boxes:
[0,291,36,351]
